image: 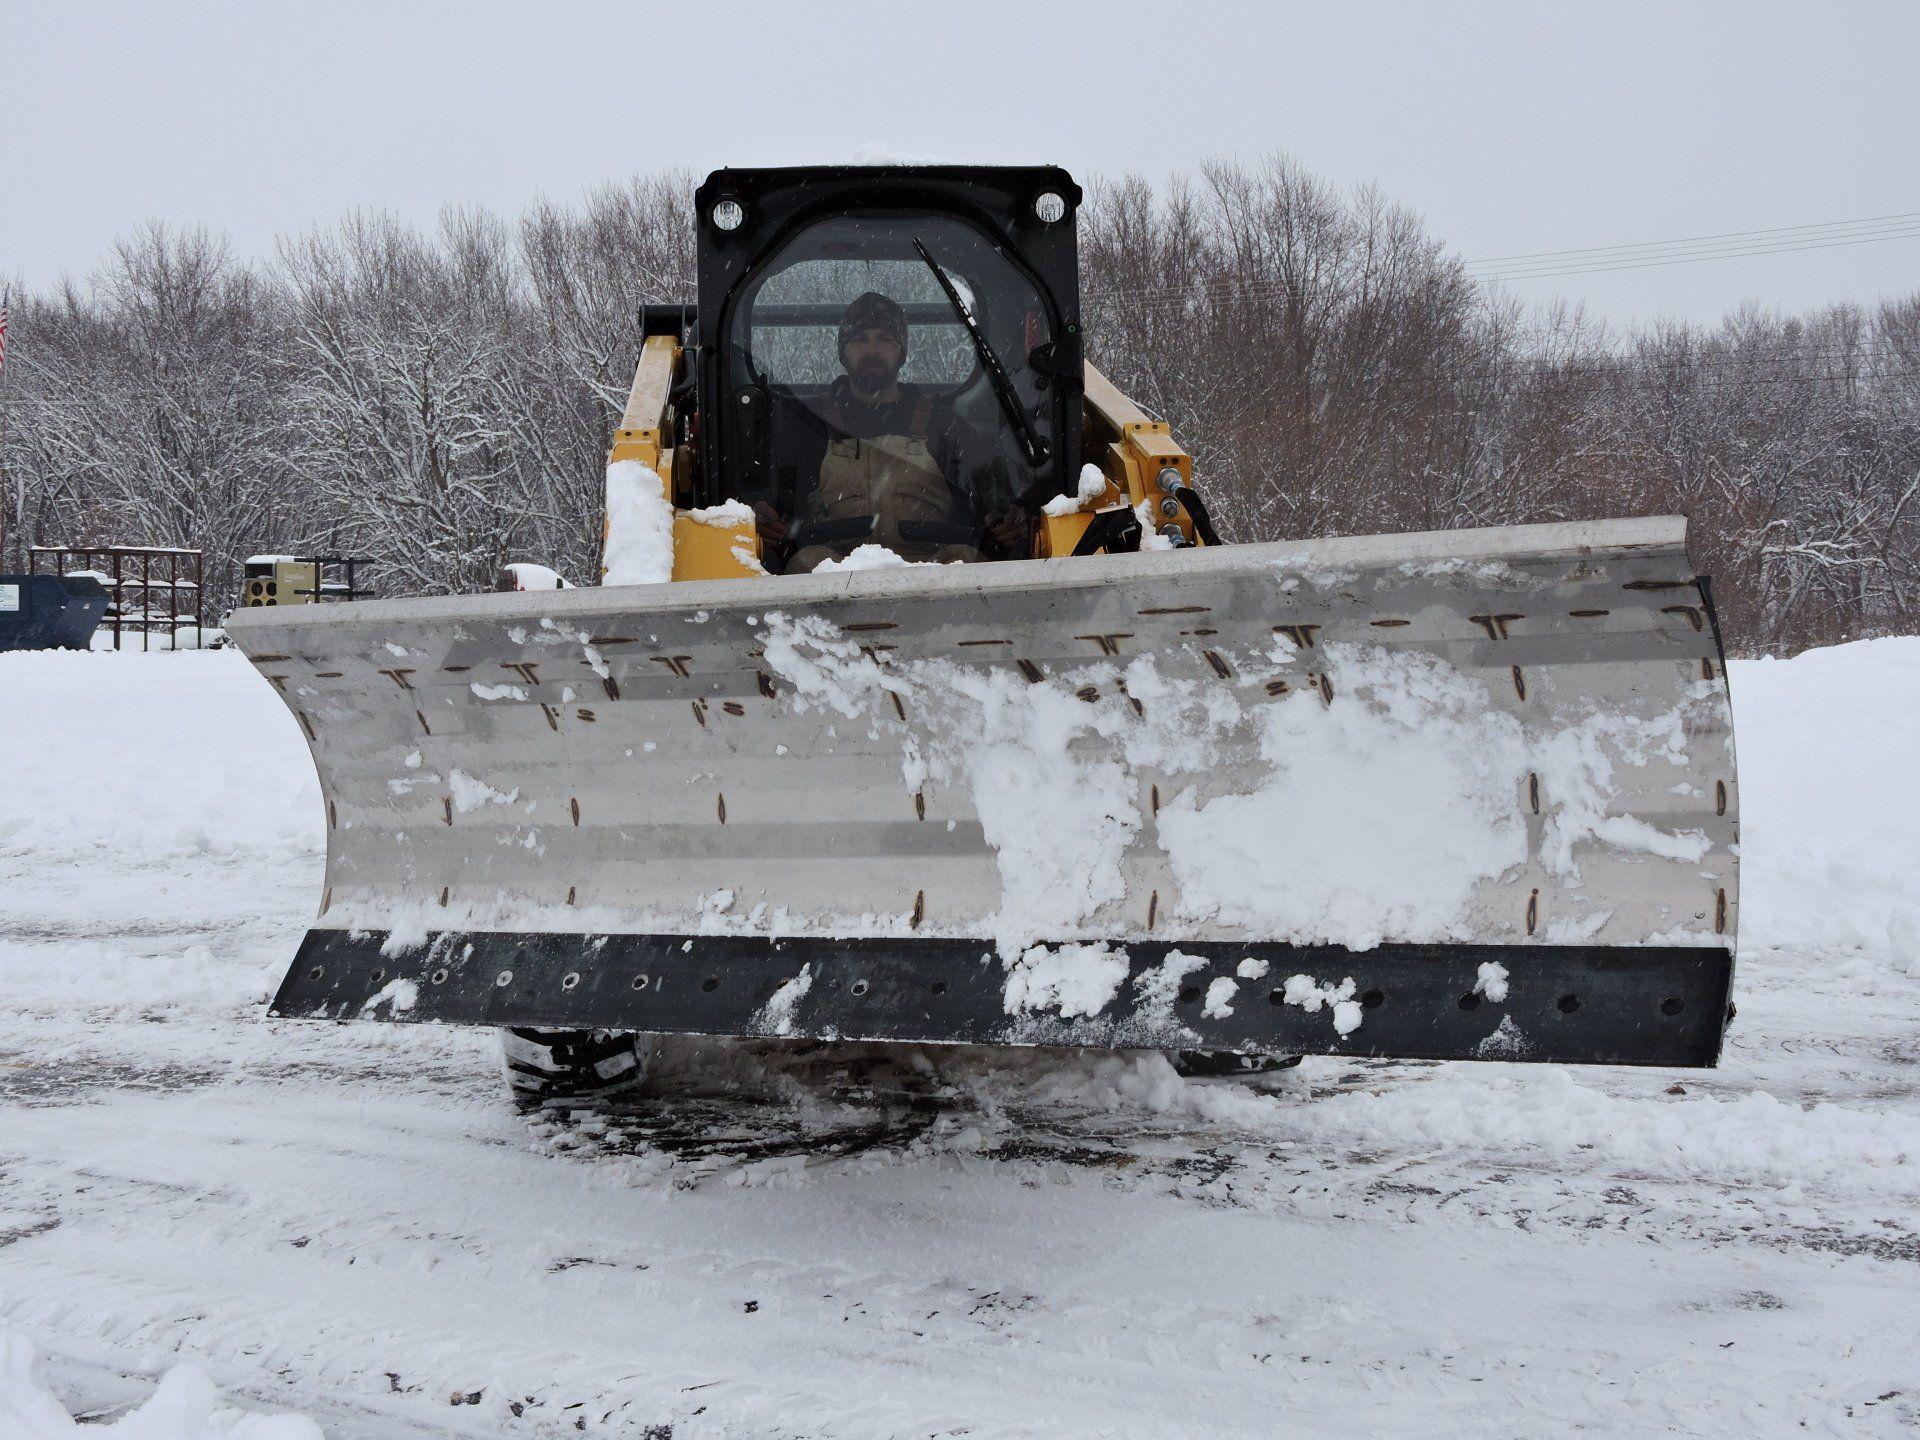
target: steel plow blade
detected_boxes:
[228,516,1738,1066]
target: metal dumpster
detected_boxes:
[0,574,110,652]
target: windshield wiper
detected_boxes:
[912,238,1050,469]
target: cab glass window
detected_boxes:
[722,212,1061,570]
[735,213,1052,399]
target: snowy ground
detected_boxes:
[1,641,1917,1438]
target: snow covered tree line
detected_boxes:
[3,157,1916,654]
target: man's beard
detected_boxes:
[852,359,895,391]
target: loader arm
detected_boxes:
[1041,364,1201,558]
[605,329,764,583]
[609,331,679,478]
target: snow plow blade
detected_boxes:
[230,516,1738,1068]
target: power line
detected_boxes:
[1477,226,1920,282]
[1105,224,1920,310]
[1087,207,1920,308]
[1462,210,1920,266]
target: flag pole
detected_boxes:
[0,284,13,569]
[0,284,10,567]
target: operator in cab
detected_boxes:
[753,292,1031,572]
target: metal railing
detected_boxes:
[27,545,205,650]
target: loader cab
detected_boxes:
[689,167,1085,559]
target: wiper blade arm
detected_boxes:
[912,238,1050,469]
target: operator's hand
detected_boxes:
[753,501,789,545]
[988,508,1031,554]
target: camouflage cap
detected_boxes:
[837,291,908,356]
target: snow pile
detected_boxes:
[757,610,1703,957]
[446,769,519,813]
[1133,949,1209,1021]
[686,499,756,529]
[498,561,571,591]
[1279,974,1365,1035]
[1529,701,1712,876]
[1,938,279,1019]
[1133,502,1178,549]
[0,650,320,864]
[1003,943,1130,1019]
[1279,1066,1920,1198]
[601,460,674,585]
[1041,463,1112,516]
[89,627,223,653]
[759,611,1256,957]
[0,1330,323,1438]
[850,141,953,165]
[1201,976,1238,1018]
[467,681,525,701]
[1157,642,1533,947]
[811,544,920,573]
[754,964,813,1035]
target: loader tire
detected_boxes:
[1171,1051,1302,1079]
[500,1027,648,1108]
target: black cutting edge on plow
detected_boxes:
[273,932,1733,1068]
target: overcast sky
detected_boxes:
[3,0,1915,326]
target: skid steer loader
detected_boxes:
[227,166,1739,1105]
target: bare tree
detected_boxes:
[3,159,1916,652]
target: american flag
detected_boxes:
[0,302,9,378]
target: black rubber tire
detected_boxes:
[500,1027,648,1108]
[1171,1051,1303,1079]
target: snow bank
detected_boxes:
[1282,1064,1920,1198]
[0,651,320,864]
[917,1032,1920,1201]
[601,460,674,585]
[1729,637,1920,963]
[0,1330,323,1438]
[1,938,279,1019]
